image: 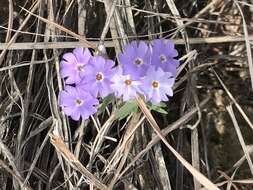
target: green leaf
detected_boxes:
[149,104,168,114]
[115,101,138,120]
[97,95,113,115]
[156,102,167,108]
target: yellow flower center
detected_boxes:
[134,57,143,65]
[96,73,103,81]
[124,79,132,86]
[152,80,159,88]
[75,99,83,106]
[159,54,167,63]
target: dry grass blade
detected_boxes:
[0,1,39,65]
[226,105,253,176]
[224,169,238,190]
[191,127,201,190]
[232,179,253,184]
[165,0,184,27]
[5,0,13,43]
[0,159,32,190]
[102,0,126,54]
[118,97,210,179]
[20,7,96,49]
[107,113,141,188]
[74,120,87,158]
[19,117,53,157]
[213,69,253,130]
[88,112,116,167]
[100,0,118,42]
[49,134,108,190]
[77,0,86,36]
[0,140,25,189]
[233,145,253,169]
[183,0,222,27]
[234,1,253,90]
[0,36,253,50]
[22,126,54,188]
[136,97,219,190]
[102,115,145,176]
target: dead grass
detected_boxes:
[0,0,253,189]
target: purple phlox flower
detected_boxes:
[150,39,179,76]
[78,56,114,98]
[59,85,99,121]
[140,66,174,104]
[60,48,92,84]
[118,41,151,79]
[111,66,142,101]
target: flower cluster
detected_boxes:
[59,39,179,121]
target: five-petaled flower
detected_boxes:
[111,66,141,101]
[78,56,114,98]
[59,86,99,121]
[60,48,92,84]
[150,39,179,76]
[140,66,174,104]
[118,41,151,79]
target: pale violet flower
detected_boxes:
[78,56,114,98]
[150,39,179,76]
[118,41,151,79]
[140,66,174,104]
[59,86,99,120]
[111,66,141,101]
[60,48,92,84]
